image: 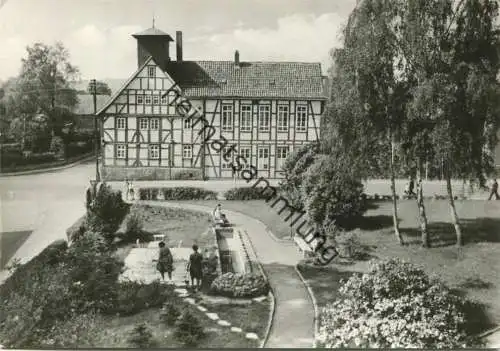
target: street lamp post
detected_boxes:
[90,79,100,182]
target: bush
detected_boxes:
[160,303,181,326]
[224,186,281,200]
[210,273,269,298]
[138,187,217,201]
[66,215,87,243]
[128,322,154,348]
[302,154,366,229]
[49,136,65,159]
[174,310,205,346]
[120,213,152,244]
[86,183,130,244]
[317,258,477,348]
[280,143,320,208]
[334,231,368,260]
[108,281,175,316]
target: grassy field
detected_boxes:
[64,294,264,348]
[118,204,213,248]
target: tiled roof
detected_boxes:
[161,60,326,100]
[132,27,174,40]
[74,94,110,115]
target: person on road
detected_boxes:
[154,241,174,282]
[488,179,499,200]
[213,204,222,220]
[187,244,203,291]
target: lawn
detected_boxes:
[51,293,263,348]
[186,200,295,240]
[299,199,500,335]
[118,204,213,248]
[0,230,32,269]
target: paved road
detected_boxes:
[0,160,95,277]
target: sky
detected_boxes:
[0,0,357,81]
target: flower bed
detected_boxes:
[138,187,217,201]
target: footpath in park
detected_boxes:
[130,201,315,348]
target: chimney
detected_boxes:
[234,50,240,68]
[176,31,183,62]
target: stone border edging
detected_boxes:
[478,325,500,338]
[295,264,319,349]
[240,229,277,348]
[0,153,95,177]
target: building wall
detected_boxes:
[99,59,323,180]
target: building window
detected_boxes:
[139,118,149,130]
[277,105,289,132]
[145,94,152,105]
[149,144,159,159]
[258,105,270,131]
[184,118,191,129]
[116,144,126,159]
[240,105,252,132]
[296,105,307,132]
[136,94,144,104]
[116,117,126,129]
[258,147,269,169]
[148,66,155,77]
[153,95,159,105]
[161,94,167,104]
[240,147,251,162]
[183,145,192,159]
[222,105,233,131]
[150,118,159,130]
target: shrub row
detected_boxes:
[224,186,281,200]
[210,272,269,298]
[138,187,217,201]
[364,194,461,201]
[1,151,56,168]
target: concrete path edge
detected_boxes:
[239,229,277,348]
[0,153,95,177]
[295,264,319,348]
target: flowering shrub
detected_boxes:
[174,310,205,346]
[317,259,476,348]
[210,273,269,298]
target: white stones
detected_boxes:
[252,295,267,302]
[197,306,207,312]
[183,297,196,305]
[245,332,259,340]
[230,327,243,333]
[217,320,231,327]
[205,312,219,321]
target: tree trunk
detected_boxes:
[445,165,463,246]
[389,129,403,244]
[416,161,430,248]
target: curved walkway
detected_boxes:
[137,200,315,348]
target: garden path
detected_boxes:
[129,200,315,348]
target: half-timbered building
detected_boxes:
[97,27,327,180]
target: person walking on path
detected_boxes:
[488,179,499,200]
[187,244,203,291]
[154,241,174,282]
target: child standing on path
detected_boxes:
[187,244,203,291]
[488,179,499,200]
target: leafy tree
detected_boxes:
[87,80,112,96]
[325,0,407,244]
[398,0,500,246]
[5,42,79,149]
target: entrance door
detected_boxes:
[257,146,270,178]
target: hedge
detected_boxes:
[224,186,281,200]
[138,187,217,201]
